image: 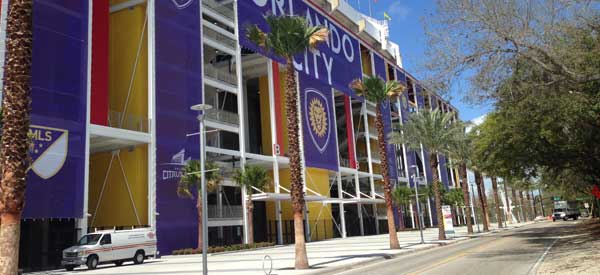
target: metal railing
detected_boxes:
[204,108,239,126]
[203,25,236,50]
[204,64,237,86]
[202,0,234,21]
[107,110,149,133]
[207,205,243,219]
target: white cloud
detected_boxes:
[387,2,411,21]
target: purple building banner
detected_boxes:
[21,1,89,219]
[380,101,398,180]
[373,53,387,81]
[237,0,363,99]
[155,0,203,255]
[300,74,339,171]
[396,68,407,85]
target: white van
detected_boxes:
[61,228,158,271]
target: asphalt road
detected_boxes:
[337,220,578,275]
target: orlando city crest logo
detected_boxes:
[28,125,68,179]
[304,88,331,153]
[171,0,193,9]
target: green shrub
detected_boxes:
[172,242,276,255]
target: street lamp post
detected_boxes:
[410,165,425,244]
[469,181,481,233]
[191,104,213,275]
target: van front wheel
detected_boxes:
[87,255,99,270]
[134,251,145,264]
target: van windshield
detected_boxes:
[78,234,102,245]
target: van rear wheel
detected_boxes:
[87,255,99,270]
[134,251,145,264]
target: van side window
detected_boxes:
[100,234,112,245]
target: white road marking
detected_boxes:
[528,238,559,275]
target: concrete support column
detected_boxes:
[409,202,415,228]
[355,172,364,236]
[337,173,347,238]
[361,102,378,235]
[267,61,284,245]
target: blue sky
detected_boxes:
[348,0,492,121]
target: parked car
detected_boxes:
[581,208,590,217]
[61,228,157,271]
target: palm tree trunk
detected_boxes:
[429,153,446,240]
[375,106,400,249]
[397,206,405,230]
[503,182,512,224]
[0,1,34,274]
[459,165,473,234]
[197,196,203,250]
[491,177,503,228]
[511,187,521,223]
[474,171,489,232]
[247,197,254,244]
[284,60,309,269]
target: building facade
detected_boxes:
[0,0,461,271]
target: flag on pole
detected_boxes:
[384,12,392,21]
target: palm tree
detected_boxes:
[233,165,270,244]
[247,15,328,269]
[474,171,491,231]
[350,75,405,249]
[0,1,33,274]
[392,109,464,240]
[392,186,413,230]
[447,132,474,234]
[177,160,222,250]
[491,177,504,228]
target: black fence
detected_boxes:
[266,220,333,244]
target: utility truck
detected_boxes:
[61,228,157,271]
[552,200,580,221]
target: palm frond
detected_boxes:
[393,109,464,155]
[308,27,329,49]
[232,165,271,194]
[177,160,221,198]
[350,75,406,103]
[247,15,328,60]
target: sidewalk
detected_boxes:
[535,218,600,275]
[29,222,535,275]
